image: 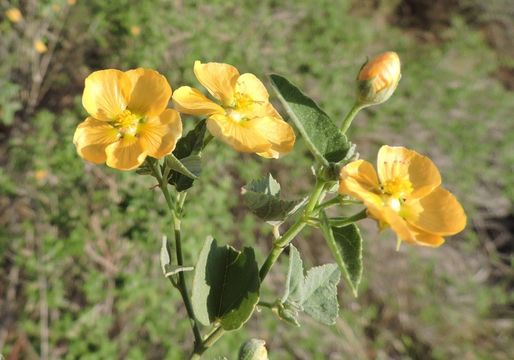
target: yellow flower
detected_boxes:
[172,61,295,158]
[67,0,77,5]
[339,145,466,248]
[34,40,47,54]
[357,51,401,106]
[130,25,141,36]
[5,8,23,23]
[73,68,182,171]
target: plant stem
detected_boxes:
[151,160,204,356]
[340,102,363,134]
[329,209,368,227]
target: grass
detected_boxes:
[1,0,513,359]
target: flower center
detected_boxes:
[113,109,141,137]
[382,177,413,198]
[234,92,254,110]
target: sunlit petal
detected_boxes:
[339,160,381,200]
[125,68,172,117]
[105,136,147,171]
[172,86,224,115]
[404,187,467,236]
[194,61,239,106]
[207,114,271,153]
[251,116,295,158]
[235,73,269,102]
[82,69,131,120]
[139,109,182,159]
[73,117,119,164]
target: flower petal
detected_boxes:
[73,117,119,164]
[139,109,182,159]
[377,145,441,198]
[125,68,172,117]
[105,136,147,171]
[207,114,271,153]
[82,69,131,120]
[339,160,381,201]
[404,187,466,236]
[366,202,417,244]
[252,115,295,158]
[194,61,239,106]
[172,86,224,115]
[407,224,445,247]
[235,73,269,102]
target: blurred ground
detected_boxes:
[1,0,513,359]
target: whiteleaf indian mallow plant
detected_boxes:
[72,52,467,359]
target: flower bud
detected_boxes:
[238,339,268,360]
[356,51,401,106]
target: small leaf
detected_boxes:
[238,339,269,360]
[168,120,207,191]
[301,263,340,325]
[270,74,350,165]
[242,174,302,221]
[320,212,363,297]
[280,245,340,325]
[192,237,260,331]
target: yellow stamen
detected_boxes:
[113,110,140,137]
[382,177,413,198]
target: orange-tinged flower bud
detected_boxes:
[356,51,401,106]
[130,25,141,36]
[5,7,23,23]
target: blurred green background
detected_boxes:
[1,0,513,359]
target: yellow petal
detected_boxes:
[139,109,182,159]
[105,136,147,171]
[125,68,172,117]
[252,116,295,158]
[207,114,271,153]
[235,73,269,102]
[377,145,441,198]
[404,187,466,236]
[172,86,224,115]
[339,160,381,200]
[407,224,445,247]
[73,117,119,164]
[82,69,131,120]
[366,202,417,244]
[194,61,239,106]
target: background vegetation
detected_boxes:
[1,0,513,359]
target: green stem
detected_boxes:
[340,102,363,134]
[258,300,275,309]
[329,209,368,227]
[151,160,204,356]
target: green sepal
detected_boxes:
[167,120,207,191]
[238,339,269,360]
[270,74,350,165]
[191,237,260,331]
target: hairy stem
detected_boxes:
[340,102,363,134]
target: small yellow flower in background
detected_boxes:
[34,170,49,182]
[357,51,401,106]
[172,61,295,158]
[34,40,48,54]
[130,26,141,36]
[52,4,61,12]
[67,0,77,5]
[73,68,182,171]
[339,145,466,248]
[5,7,23,23]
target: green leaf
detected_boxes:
[242,174,302,222]
[320,212,363,297]
[270,74,350,165]
[192,237,260,330]
[280,245,340,325]
[238,339,268,360]
[168,120,207,191]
